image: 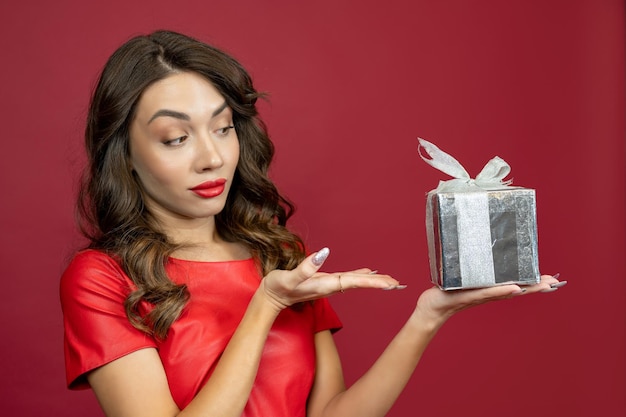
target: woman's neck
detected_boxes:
[170,241,251,262]
[158,216,250,262]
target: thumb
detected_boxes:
[295,247,330,282]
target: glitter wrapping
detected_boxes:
[425,187,540,290]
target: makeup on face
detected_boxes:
[128,72,240,225]
[190,178,227,198]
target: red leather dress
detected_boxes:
[60,250,342,416]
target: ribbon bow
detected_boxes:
[418,138,514,192]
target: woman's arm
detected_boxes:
[87,249,402,417]
[307,274,565,417]
[88,285,282,417]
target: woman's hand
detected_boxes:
[260,247,403,312]
[412,274,566,330]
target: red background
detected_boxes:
[1,1,624,416]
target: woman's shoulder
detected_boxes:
[60,249,130,301]
[62,249,123,277]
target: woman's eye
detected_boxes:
[164,136,188,146]
[216,125,235,137]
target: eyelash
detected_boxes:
[216,125,235,137]
[163,125,234,146]
[163,136,188,146]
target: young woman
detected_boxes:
[60,30,564,417]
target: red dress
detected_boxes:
[60,250,342,416]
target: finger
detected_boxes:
[514,274,564,294]
[448,285,525,312]
[540,273,567,293]
[540,273,560,285]
[468,284,524,300]
[332,272,403,292]
[348,268,376,274]
[290,247,331,285]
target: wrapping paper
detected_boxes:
[419,138,540,290]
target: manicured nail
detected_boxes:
[369,270,379,275]
[312,247,330,266]
[541,287,559,293]
[550,281,568,289]
[512,288,527,295]
[552,273,561,280]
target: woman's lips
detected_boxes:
[190,178,227,198]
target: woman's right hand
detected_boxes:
[259,247,403,312]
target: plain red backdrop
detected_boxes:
[0,1,623,416]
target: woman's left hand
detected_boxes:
[412,274,566,329]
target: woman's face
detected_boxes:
[129,71,240,226]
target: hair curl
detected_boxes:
[78,30,305,339]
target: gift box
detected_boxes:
[419,138,540,290]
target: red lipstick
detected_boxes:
[190,178,227,198]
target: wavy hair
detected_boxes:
[78,30,305,339]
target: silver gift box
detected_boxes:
[425,188,540,290]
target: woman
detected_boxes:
[60,30,564,417]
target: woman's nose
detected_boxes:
[194,135,224,171]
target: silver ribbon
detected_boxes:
[418,138,514,192]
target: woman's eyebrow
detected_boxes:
[211,101,229,117]
[148,109,189,124]
[147,102,229,125]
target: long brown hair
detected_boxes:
[78,30,305,339]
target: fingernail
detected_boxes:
[512,288,527,295]
[369,270,378,275]
[550,281,568,289]
[311,247,330,266]
[541,287,559,293]
[552,273,561,280]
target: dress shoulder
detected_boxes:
[60,249,156,389]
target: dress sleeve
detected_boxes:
[60,250,157,389]
[312,298,343,334]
